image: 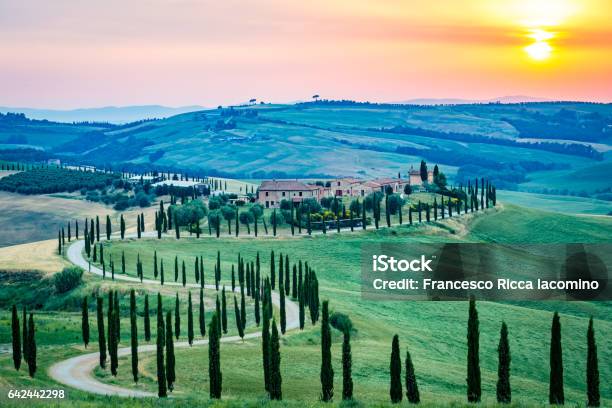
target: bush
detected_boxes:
[53,267,83,293]
[330,312,353,333]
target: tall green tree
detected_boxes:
[467,296,481,403]
[342,328,353,401]
[209,312,222,399]
[156,295,167,398]
[270,250,276,289]
[96,297,107,368]
[234,295,244,339]
[269,319,283,400]
[320,300,334,402]
[82,296,90,348]
[144,294,151,341]
[199,288,206,337]
[405,349,420,404]
[549,312,564,405]
[586,317,600,407]
[129,289,138,383]
[184,291,193,346]
[280,284,286,334]
[548,312,565,405]
[106,214,111,239]
[221,287,228,334]
[175,293,181,339]
[11,305,21,370]
[165,311,176,392]
[390,334,402,403]
[120,214,125,239]
[262,304,271,393]
[496,322,511,404]
[27,314,36,377]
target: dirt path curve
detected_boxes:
[48,237,299,397]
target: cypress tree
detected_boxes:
[96,215,100,241]
[280,284,286,334]
[278,253,283,291]
[270,250,276,289]
[221,286,228,334]
[269,319,283,400]
[292,264,297,299]
[496,321,511,404]
[231,265,235,291]
[181,260,186,287]
[175,214,180,239]
[27,314,36,377]
[342,328,353,401]
[467,295,481,403]
[199,288,206,337]
[299,286,305,330]
[165,311,176,391]
[254,283,261,326]
[106,214,111,239]
[175,293,181,339]
[144,294,151,342]
[320,300,334,402]
[390,334,402,403]
[215,295,222,336]
[385,193,391,227]
[11,305,21,370]
[586,317,600,407]
[262,303,271,392]
[156,296,167,398]
[187,291,194,345]
[361,201,366,230]
[174,256,178,282]
[234,295,244,339]
[121,251,126,274]
[272,209,277,236]
[405,349,420,404]
[284,254,290,296]
[209,312,222,399]
[82,296,90,348]
[96,297,107,368]
[108,292,118,376]
[22,308,28,368]
[160,259,165,285]
[549,312,564,405]
[120,214,125,239]
[240,286,247,331]
[128,290,138,383]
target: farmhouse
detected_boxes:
[258,180,320,208]
[408,165,433,187]
[151,179,208,193]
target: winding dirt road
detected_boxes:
[48,238,299,397]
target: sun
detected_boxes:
[524,28,554,61]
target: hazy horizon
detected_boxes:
[1,0,611,109]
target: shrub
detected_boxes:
[330,312,353,333]
[53,267,84,293]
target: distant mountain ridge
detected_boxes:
[0,105,206,124]
[397,95,552,105]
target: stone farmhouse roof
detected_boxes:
[259,180,319,191]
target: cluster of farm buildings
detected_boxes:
[120,165,435,209]
[258,166,433,208]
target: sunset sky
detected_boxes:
[1,0,611,108]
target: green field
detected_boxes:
[497,190,612,215]
[1,203,609,406]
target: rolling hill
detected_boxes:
[0,101,610,197]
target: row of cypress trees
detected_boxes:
[460,297,600,406]
[10,305,36,377]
